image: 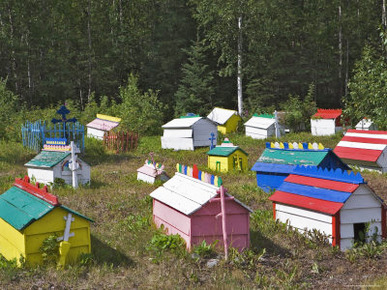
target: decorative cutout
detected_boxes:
[266,142,325,150]
[292,165,364,183]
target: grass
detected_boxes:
[0,132,386,288]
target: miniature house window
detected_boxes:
[353,223,366,244]
[62,161,82,173]
[233,157,243,170]
[216,161,221,171]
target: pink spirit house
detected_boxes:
[150,164,252,253]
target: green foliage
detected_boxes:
[39,235,60,266]
[147,231,186,261]
[0,255,19,282]
[345,241,385,262]
[193,240,218,259]
[345,44,387,129]
[282,84,317,132]
[118,74,166,135]
[0,78,19,140]
[175,39,215,116]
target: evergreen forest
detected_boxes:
[0,0,386,133]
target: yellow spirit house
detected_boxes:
[0,176,92,266]
[207,107,242,134]
[207,139,248,172]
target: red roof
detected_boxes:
[312,109,342,119]
[334,130,387,163]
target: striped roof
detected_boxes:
[334,129,387,162]
[0,178,92,230]
[312,109,342,119]
[269,166,367,215]
[150,172,251,216]
[207,107,239,125]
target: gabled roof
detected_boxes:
[334,129,387,162]
[0,178,92,230]
[207,146,247,157]
[137,162,167,178]
[244,116,276,129]
[252,143,349,173]
[312,109,342,119]
[150,172,251,216]
[25,151,70,168]
[269,166,372,215]
[86,117,120,131]
[162,116,205,129]
[207,107,239,125]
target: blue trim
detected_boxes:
[256,173,287,193]
[198,171,202,180]
[277,182,352,203]
[251,162,294,174]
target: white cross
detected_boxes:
[57,213,75,242]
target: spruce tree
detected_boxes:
[174,39,215,116]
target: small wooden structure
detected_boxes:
[207,107,242,134]
[244,113,281,139]
[311,109,343,136]
[137,159,169,184]
[207,139,248,172]
[161,116,218,151]
[86,114,121,140]
[355,118,378,131]
[103,131,138,153]
[252,142,350,192]
[269,166,386,250]
[0,176,93,266]
[150,164,252,252]
[334,129,387,173]
[25,139,90,186]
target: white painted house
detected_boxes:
[311,109,343,136]
[137,160,169,184]
[25,144,90,186]
[86,114,121,140]
[355,118,378,131]
[161,116,218,151]
[207,107,242,134]
[269,166,386,250]
[244,114,281,139]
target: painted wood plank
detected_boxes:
[346,129,387,136]
[161,137,194,150]
[278,182,351,203]
[276,211,332,236]
[276,204,332,223]
[340,207,381,224]
[270,191,343,214]
[337,141,386,151]
[153,200,191,235]
[285,175,359,193]
[341,136,387,145]
[153,215,191,248]
[333,147,380,162]
[341,189,381,210]
[163,129,192,138]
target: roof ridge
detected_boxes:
[292,165,364,184]
[266,142,326,150]
[13,176,59,206]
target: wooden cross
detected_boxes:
[51,105,77,139]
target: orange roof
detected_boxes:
[312,109,342,119]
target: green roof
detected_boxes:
[25,150,70,168]
[0,186,54,230]
[0,186,93,231]
[207,146,248,157]
[258,148,328,166]
[253,113,274,119]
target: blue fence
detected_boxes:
[21,121,85,152]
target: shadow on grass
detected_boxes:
[91,235,134,267]
[250,229,290,257]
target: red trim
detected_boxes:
[332,212,340,248]
[334,147,381,162]
[342,136,387,145]
[269,191,343,215]
[347,129,387,135]
[193,164,199,179]
[382,205,387,239]
[14,178,59,206]
[285,175,359,193]
[313,109,342,119]
[273,202,276,220]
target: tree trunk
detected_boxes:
[338,5,343,96]
[8,6,18,94]
[237,16,243,116]
[87,0,92,105]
